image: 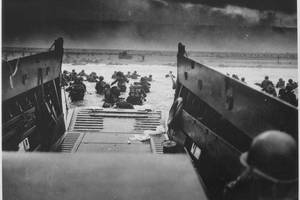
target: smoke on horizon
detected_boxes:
[3,0,297,52]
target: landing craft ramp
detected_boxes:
[58,107,166,153]
[4,106,209,200]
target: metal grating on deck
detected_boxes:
[58,132,84,153]
[134,116,161,131]
[64,107,166,154]
[69,109,104,132]
[68,107,162,133]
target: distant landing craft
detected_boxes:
[118,50,133,59]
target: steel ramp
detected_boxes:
[59,107,166,153]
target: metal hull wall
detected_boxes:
[2,38,65,151]
[177,56,298,139]
[170,51,298,198]
[3,50,63,101]
[179,110,242,199]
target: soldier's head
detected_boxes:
[286,85,293,91]
[116,71,123,78]
[265,76,269,80]
[237,130,298,198]
[99,76,104,81]
[240,130,297,185]
[104,84,110,89]
[74,78,80,84]
[278,88,286,96]
[111,86,120,96]
[288,79,293,84]
[266,84,274,91]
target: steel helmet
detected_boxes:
[240,130,297,182]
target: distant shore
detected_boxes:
[3,47,297,68]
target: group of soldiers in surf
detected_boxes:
[63,69,152,108]
[111,70,152,81]
[256,76,298,106]
[62,69,104,102]
[228,73,298,107]
[62,69,100,85]
[99,71,152,108]
[62,70,87,102]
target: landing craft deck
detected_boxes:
[58,107,166,153]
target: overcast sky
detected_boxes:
[2,0,297,52]
[3,0,297,26]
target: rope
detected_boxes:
[62,85,69,116]
[9,58,19,88]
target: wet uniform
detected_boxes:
[140,78,151,93]
[261,79,273,91]
[279,86,297,106]
[95,80,106,94]
[265,84,277,97]
[130,71,140,79]
[111,72,129,92]
[126,85,146,105]
[104,86,121,106]
[66,80,86,102]
[87,72,98,82]
[276,79,285,89]
[78,70,87,77]
[62,71,70,86]
[70,70,77,81]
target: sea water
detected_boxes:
[62,61,297,123]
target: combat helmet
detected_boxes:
[240,130,297,183]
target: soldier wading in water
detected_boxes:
[66,77,86,102]
[111,71,129,92]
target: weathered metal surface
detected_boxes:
[2,38,65,151]
[2,50,63,101]
[172,47,298,199]
[3,153,208,200]
[177,55,298,139]
[60,107,164,154]
[76,132,151,153]
[180,110,243,179]
[68,107,161,133]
